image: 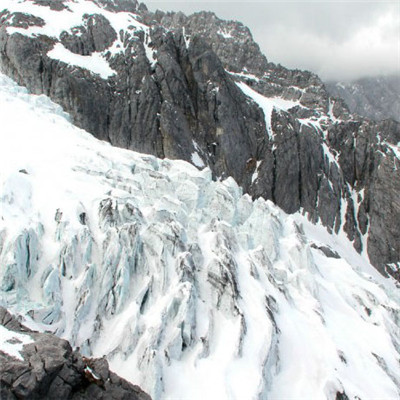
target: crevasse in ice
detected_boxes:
[0,73,399,399]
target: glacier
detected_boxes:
[0,72,400,399]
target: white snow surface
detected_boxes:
[190,152,205,168]
[0,324,33,361]
[227,70,260,83]
[48,43,116,79]
[383,141,400,160]
[217,29,233,39]
[0,73,400,399]
[236,81,300,138]
[191,141,205,168]
[3,0,155,77]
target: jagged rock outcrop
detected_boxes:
[0,307,151,399]
[0,0,398,278]
[327,75,400,122]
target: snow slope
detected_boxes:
[0,73,400,399]
[236,81,300,138]
[0,324,33,361]
[2,0,156,77]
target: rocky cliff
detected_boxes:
[0,0,398,279]
[0,307,151,399]
[327,75,400,122]
[0,70,399,399]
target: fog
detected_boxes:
[145,0,400,81]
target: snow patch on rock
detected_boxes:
[0,324,33,361]
[236,81,300,138]
[48,43,116,78]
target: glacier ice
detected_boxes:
[0,72,400,399]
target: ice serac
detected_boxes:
[0,0,399,277]
[0,73,400,400]
[0,307,151,399]
[1,0,398,278]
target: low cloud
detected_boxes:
[146,0,400,81]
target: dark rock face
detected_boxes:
[0,0,398,279]
[60,14,117,55]
[336,391,349,400]
[0,307,151,400]
[32,1,69,11]
[311,243,341,259]
[154,11,269,76]
[96,0,139,13]
[367,122,400,277]
[327,75,400,122]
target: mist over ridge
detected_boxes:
[146,0,400,81]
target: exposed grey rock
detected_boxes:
[336,391,349,400]
[32,1,69,11]
[311,243,341,259]
[156,11,269,76]
[0,307,151,400]
[3,12,45,29]
[95,0,139,13]
[60,14,117,55]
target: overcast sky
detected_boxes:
[145,0,400,82]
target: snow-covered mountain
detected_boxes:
[0,0,400,398]
[1,72,400,399]
[1,0,399,281]
[327,75,400,122]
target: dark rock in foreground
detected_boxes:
[0,307,151,400]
